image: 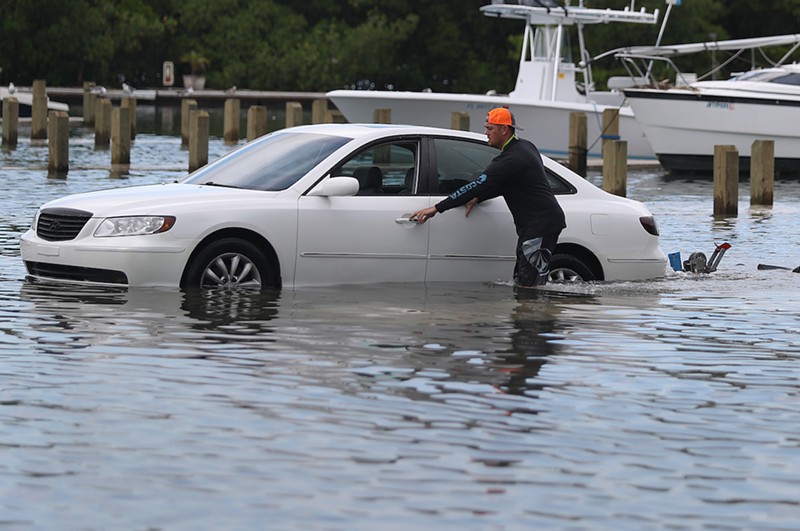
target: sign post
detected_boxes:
[162,61,175,87]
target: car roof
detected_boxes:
[282,123,581,183]
[285,123,486,142]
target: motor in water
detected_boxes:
[669,242,731,273]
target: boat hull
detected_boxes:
[624,87,800,174]
[327,90,655,160]
[1,88,70,118]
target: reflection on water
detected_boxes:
[7,276,800,528]
[3,118,800,528]
[13,281,576,401]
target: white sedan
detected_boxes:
[20,124,666,290]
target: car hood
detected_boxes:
[39,183,285,217]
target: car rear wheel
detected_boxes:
[549,253,595,282]
[186,238,275,290]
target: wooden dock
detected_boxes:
[46,87,329,107]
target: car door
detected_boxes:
[424,137,517,283]
[295,138,432,286]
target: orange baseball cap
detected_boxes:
[485,107,524,130]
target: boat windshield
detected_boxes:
[182,131,351,191]
[770,73,800,86]
[730,69,788,82]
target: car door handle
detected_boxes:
[395,215,420,226]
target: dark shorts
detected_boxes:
[514,232,560,287]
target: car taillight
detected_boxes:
[639,216,659,236]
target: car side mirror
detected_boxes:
[307,176,359,197]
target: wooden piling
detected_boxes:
[312,99,328,124]
[83,81,96,125]
[602,140,627,197]
[713,145,738,216]
[568,111,587,177]
[189,110,209,172]
[223,98,240,144]
[94,98,112,148]
[121,97,137,140]
[48,111,69,174]
[160,106,175,133]
[181,99,198,148]
[373,108,391,124]
[601,108,620,153]
[451,112,469,131]
[247,105,267,141]
[2,97,18,148]
[326,110,346,123]
[286,101,303,128]
[31,79,48,140]
[111,107,131,166]
[750,139,774,206]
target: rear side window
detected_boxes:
[433,137,575,195]
[433,138,498,194]
[546,170,576,194]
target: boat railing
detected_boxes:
[616,53,701,89]
[609,33,800,88]
[481,1,659,26]
[480,1,659,101]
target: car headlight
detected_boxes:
[94,216,176,237]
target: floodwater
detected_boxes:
[2,107,800,530]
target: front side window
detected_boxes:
[183,131,350,191]
[331,140,419,195]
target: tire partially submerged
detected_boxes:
[186,238,275,290]
[549,253,595,282]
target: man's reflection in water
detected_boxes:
[495,289,570,396]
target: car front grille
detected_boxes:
[25,261,128,285]
[36,208,93,241]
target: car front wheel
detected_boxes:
[549,253,595,282]
[186,238,274,290]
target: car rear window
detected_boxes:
[183,132,351,191]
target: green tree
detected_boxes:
[1,0,798,91]
[165,0,305,89]
[275,13,420,91]
[0,0,164,86]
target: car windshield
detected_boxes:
[182,131,351,191]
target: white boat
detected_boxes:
[0,85,70,118]
[327,0,661,160]
[618,34,800,173]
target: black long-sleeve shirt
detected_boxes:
[435,137,566,240]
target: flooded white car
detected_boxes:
[20,124,666,289]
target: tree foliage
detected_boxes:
[0,0,797,92]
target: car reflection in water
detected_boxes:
[16,280,596,402]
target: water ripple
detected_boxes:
[4,123,800,528]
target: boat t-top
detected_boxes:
[327,0,662,160]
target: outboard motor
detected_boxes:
[682,252,708,273]
[669,242,731,273]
